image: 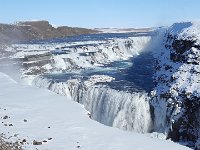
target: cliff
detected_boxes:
[0,20,97,44]
[152,21,200,148]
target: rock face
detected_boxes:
[0,20,97,44]
[152,22,200,148]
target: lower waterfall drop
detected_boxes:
[79,85,153,133]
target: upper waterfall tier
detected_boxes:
[8,35,153,75]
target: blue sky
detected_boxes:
[1,0,200,28]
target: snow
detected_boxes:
[83,75,115,87]
[12,50,49,59]
[169,21,200,45]
[156,22,200,97]
[95,28,153,33]
[173,64,200,94]
[0,72,190,150]
[151,22,200,146]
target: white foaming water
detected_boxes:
[11,36,152,73]
[80,86,152,133]
[32,76,72,97]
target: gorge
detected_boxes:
[1,21,200,149]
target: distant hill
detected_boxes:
[0,20,98,44]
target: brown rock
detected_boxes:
[0,21,98,44]
[77,145,80,148]
[3,115,8,119]
[33,140,42,145]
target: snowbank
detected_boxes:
[0,72,190,150]
[169,21,200,45]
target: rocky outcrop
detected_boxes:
[0,21,97,44]
[152,22,200,148]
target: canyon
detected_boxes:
[0,21,200,149]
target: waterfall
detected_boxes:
[80,85,152,133]
[48,36,152,71]
[24,35,155,134]
[32,76,153,133]
[32,76,72,97]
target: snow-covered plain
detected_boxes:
[95,28,153,33]
[0,72,190,150]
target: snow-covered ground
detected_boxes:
[95,28,153,33]
[0,72,190,150]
